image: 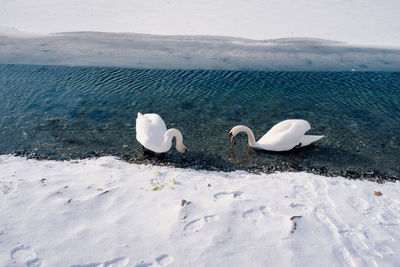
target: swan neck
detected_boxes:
[164,128,184,148]
[237,126,257,147]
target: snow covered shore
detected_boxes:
[1,0,400,47]
[1,155,400,266]
[1,33,400,71]
[1,1,400,70]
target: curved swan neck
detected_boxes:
[164,128,185,150]
[233,125,257,147]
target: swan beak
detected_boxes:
[183,150,187,156]
[230,133,234,142]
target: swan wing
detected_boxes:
[136,113,168,151]
[258,119,311,148]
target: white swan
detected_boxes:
[136,112,187,155]
[229,120,324,152]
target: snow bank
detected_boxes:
[1,0,400,47]
[1,155,399,266]
[1,32,399,71]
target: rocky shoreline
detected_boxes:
[13,149,399,183]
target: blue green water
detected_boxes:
[0,64,399,179]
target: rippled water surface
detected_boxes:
[0,64,399,179]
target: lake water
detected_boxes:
[0,64,399,180]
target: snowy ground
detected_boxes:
[1,0,400,47]
[1,155,400,266]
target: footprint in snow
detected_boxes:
[213,191,245,201]
[204,215,218,222]
[103,257,130,267]
[184,215,219,232]
[134,261,153,267]
[71,256,129,267]
[155,254,174,266]
[1,180,17,195]
[348,197,372,215]
[135,254,173,267]
[242,208,257,218]
[242,206,272,220]
[10,244,41,267]
[184,218,205,232]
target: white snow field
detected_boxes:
[0,0,400,47]
[1,155,400,266]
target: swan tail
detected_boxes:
[299,135,324,147]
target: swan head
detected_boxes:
[229,125,244,142]
[176,143,187,156]
[229,132,234,142]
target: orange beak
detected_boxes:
[230,135,234,142]
[184,151,187,156]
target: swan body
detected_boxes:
[136,112,187,154]
[230,120,324,152]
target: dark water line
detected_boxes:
[0,64,399,181]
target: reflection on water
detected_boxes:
[0,64,399,179]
